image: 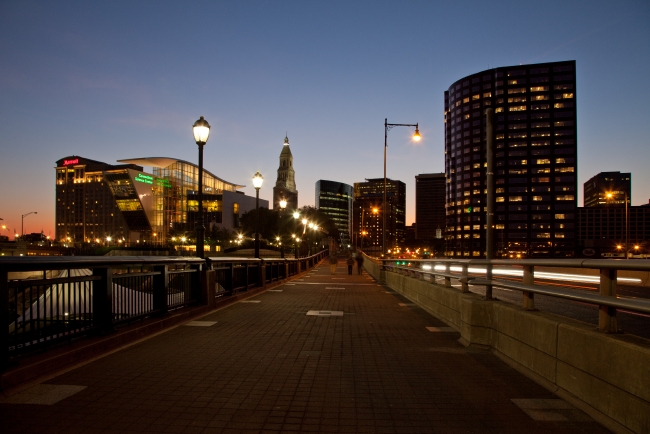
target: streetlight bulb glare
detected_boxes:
[302,218,308,225]
[279,199,287,209]
[293,211,300,219]
[252,171,264,189]
[192,116,211,145]
[413,126,421,141]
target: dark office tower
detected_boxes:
[353,178,406,253]
[415,173,446,241]
[584,171,631,207]
[445,60,577,258]
[273,134,298,211]
[315,180,353,245]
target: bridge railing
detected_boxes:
[1,251,327,369]
[381,258,650,333]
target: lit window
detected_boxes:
[509,106,526,112]
[509,196,523,202]
[531,131,550,137]
[508,88,526,94]
[532,122,550,128]
[555,233,565,238]
[555,167,575,173]
[508,97,526,103]
[473,225,481,230]
[472,94,480,100]
[532,168,550,174]
[496,188,505,193]
[536,159,550,164]
[495,107,504,113]
[531,95,548,101]
[463,97,470,103]
[531,86,548,92]
[531,104,550,110]
[483,92,492,98]
[496,197,505,202]
[556,195,574,201]
[554,120,574,127]
[536,233,551,238]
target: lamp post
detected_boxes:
[21,212,37,237]
[383,119,420,255]
[607,191,630,259]
[279,198,287,258]
[252,171,264,258]
[192,116,211,259]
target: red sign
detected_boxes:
[63,158,79,166]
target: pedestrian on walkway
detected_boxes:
[355,253,364,275]
[329,254,338,274]
[346,254,354,275]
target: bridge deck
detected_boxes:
[1,259,609,433]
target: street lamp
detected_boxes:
[279,198,287,258]
[252,171,264,258]
[606,191,630,259]
[192,116,211,259]
[21,212,37,236]
[383,119,420,255]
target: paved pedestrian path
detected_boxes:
[0,260,610,433]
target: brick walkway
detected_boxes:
[0,260,610,433]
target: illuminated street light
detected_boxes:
[383,119,420,255]
[192,116,211,259]
[279,198,287,258]
[606,191,630,259]
[252,171,264,258]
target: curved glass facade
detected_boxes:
[445,61,577,258]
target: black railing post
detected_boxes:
[259,260,266,289]
[190,263,202,303]
[245,263,250,290]
[0,267,8,370]
[226,263,234,295]
[153,265,169,317]
[92,267,114,333]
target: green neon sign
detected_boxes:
[156,178,171,188]
[134,174,154,185]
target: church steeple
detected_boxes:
[273,134,298,210]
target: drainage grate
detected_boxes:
[185,321,217,327]
[511,399,592,422]
[306,310,344,317]
[0,385,87,405]
[426,327,457,332]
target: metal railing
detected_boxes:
[1,251,328,367]
[381,257,650,333]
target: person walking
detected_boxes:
[355,252,364,275]
[329,254,338,274]
[346,254,354,275]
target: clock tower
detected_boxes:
[273,134,298,211]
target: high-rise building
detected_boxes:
[444,60,577,258]
[273,135,298,211]
[353,178,406,253]
[584,171,631,207]
[415,173,446,241]
[315,180,353,245]
[55,156,265,249]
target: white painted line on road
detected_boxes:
[241,300,261,303]
[268,289,283,292]
[306,310,344,317]
[185,321,217,327]
[426,327,456,332]
[325,287,345,289]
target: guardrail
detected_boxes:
[1,251,327,369]
[381,257,650,333]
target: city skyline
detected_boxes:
[1,1,649,238]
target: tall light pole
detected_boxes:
[192,116,211,259]
[252,171,264,258]
[21,212,37,237]
[607,191,630,259]
[384,119,420,255]
[279,198,287,258]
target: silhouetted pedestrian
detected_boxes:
[347,254,354,275]
[355,253,364,275]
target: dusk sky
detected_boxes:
[1,1,649,238]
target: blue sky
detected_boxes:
[1,0,649,237]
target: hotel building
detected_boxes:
[444,60,577,258]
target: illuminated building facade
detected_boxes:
[315,180,353,245]
[273,135,298,211]
[583,171,631,207]
[353,178,405,252]
[444,60,577,258]
[55,156,265,247]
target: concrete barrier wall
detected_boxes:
[373,265,650,434]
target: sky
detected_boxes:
[1,0,649,238]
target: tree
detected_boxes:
[239,207,279,242]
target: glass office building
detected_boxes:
[55,156,263,247]
[444,60,577,258]
[315,180,353,245]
